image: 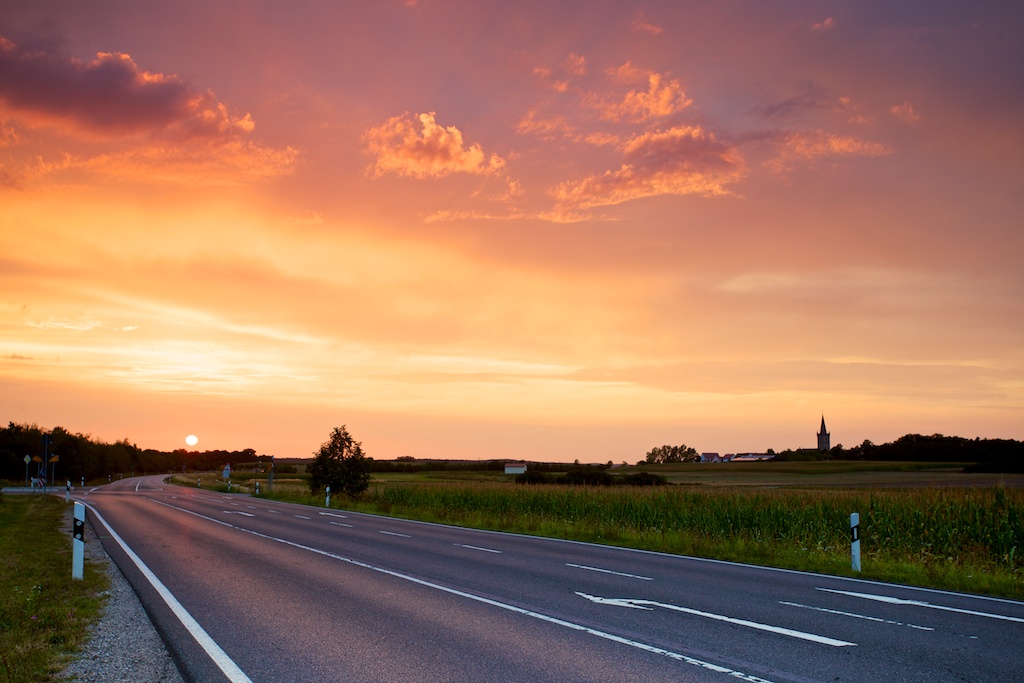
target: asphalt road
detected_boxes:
[77,476,1024,683]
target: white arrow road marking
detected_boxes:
[222,511,255,517]
[577,593,856,647]
[816,588,1024,623]
[780,601,934,631]
[566,563,653,581]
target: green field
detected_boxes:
[180,462,1024,600]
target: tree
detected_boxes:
[308,425,371,497]
[645,444,699,464]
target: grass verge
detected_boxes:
[0,494,108,682]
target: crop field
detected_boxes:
[173,463,1024,599]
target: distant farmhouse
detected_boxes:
[731,453,775,462]
[699,452,774,463]
[697,417,830,463]
[504,462,527,475]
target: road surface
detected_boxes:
[77,476,1024,682]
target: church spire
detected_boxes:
[817,416,830,451]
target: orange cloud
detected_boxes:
[811,17,836,32]
[890,101,921,123]
[633,19,664,36]
[599,64,692,122]
[564,52,588,76]
[76,140,298,186]
[516,109,576,141]
[769,130,890,171]
[552,125,744,210]
[365,112,505,178]
[0,38,252,141]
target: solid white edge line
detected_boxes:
[148,499,778,683]
[83,504,254,683]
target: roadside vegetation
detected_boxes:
[0,494,107,682]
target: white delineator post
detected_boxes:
[325,485,331,508]
[72,502,85,580]
[851,512,861,572]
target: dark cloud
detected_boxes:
[0,37,251,139]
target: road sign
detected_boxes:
[24,455,31,464]
[49,455,59,462]
[32,455,42,462]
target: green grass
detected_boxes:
[0,494,108,682]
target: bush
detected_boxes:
[560,469,614,486]
[515,471,551,485]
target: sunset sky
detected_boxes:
[2,1,1022,462]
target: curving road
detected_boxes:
[76,476,1024,682]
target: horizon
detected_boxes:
[2,2,1022,463]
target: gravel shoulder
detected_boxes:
[61,507,185,683]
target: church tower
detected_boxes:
[817,416,830,451]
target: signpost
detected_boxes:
[24,455,30,486]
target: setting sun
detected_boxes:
[185,435,199,447]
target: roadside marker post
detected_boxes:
[851,512,861,572]
[66,480,71,503]
[72,502,85,580]
[325,485,330,508]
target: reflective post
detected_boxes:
[851,512,861,572]
[72,502,85,580]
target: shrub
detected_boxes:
[515,471,551,485]
[560,469,614,486]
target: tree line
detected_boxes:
[0,422,274,484]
